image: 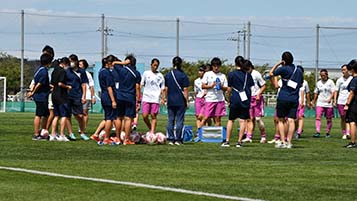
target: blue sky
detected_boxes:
[2,0,355,17]
[1,0,357,69]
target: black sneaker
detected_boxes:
[345,142,356,148]
[313,133,321,138]
[32,134,47,141]
[325,133,330,138]
[32,135,41,141]
[221,141,230,147]
[236,141,242,148]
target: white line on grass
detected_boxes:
[0,166,265,201]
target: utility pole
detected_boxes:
[315,24,320,83]
[101,14,105,58]
[227,31,241,56]
[247,21,251,60]
[176,18,180,57]
[243,24,247,58]
[98,14,112,58]
[20,10,25,112]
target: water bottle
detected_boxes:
[263,72,270,80]
[216,77,221,90]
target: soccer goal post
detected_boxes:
[0,77,6,112]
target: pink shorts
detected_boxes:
[142,102,160,115]
[296,104,305,118]
[338,104,346,117]
[195,97,205,116]
[316,106,334,119]
[249,96,264,118]
[203,101,226,118]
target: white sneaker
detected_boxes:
[287,143,293,149]
[58,135,69,142]
[242,138,252,143]
[268,139,277,144]
[49,135,57,141]
[275,142,287,148]
[260,137,267,144]
[342,135,347,140]
[168,141,174,146]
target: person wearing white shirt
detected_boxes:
[334,64,352,139]
[295,77,311,139]
[244,62,267,143]
[194,65,207,129]
[198,57,228,128]
[312,69,336,138]
[141,58,165,134]
[79,59,96,133]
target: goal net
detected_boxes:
[0,77,6,112]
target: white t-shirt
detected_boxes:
[202,71,227,102]
[314,79,336,108]
[336,76,352,105]
[250,69,266,96]
[85,71,94,100]
[141,70,165,103]
[299,80,310,105]
[194,78,205,98]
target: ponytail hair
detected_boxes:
[172,56,182,69]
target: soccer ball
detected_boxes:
[40,129,49,139]
[145,132,157,145]
[129,131,141,143]
[99,130,106,140]
[156,132,167,144]
[120,131,126,141]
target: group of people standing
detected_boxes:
[28,45,357,148]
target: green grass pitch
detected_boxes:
[0,112,357,201]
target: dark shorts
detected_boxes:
[346,104,357,123]
[229,105,250,120]
[276,100,298,119]
[53,103,71,118]
[117,100,136,118]
[68,98,83,115]
[102,104,117,121]
[35,101,49,117]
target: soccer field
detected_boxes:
[0,112,356,201]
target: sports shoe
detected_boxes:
[49,135,57,141]
[242,138,252,143]
[168,141,174,145]
[131,124,137,131]
[313,133,321,138]
[90,134,100,142]
[103,138,113,145]
[342,135,347,140]
[97,141,104,146]
[174,141,182,146]
[57,135,69,142]
[236,141,242,148]
[287,143,293,149]
[221,141,230,147]
[275,142,287,148]
[325,133,330,138]
[80,134,90,141]
[294,132,300,140]
[67,133,77,141]
[123,139,135,145]
[260,137,267,144]
[345,142,356,148]
[32,134,43,141]
[268,139,278,144]
[112,137,122,145]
